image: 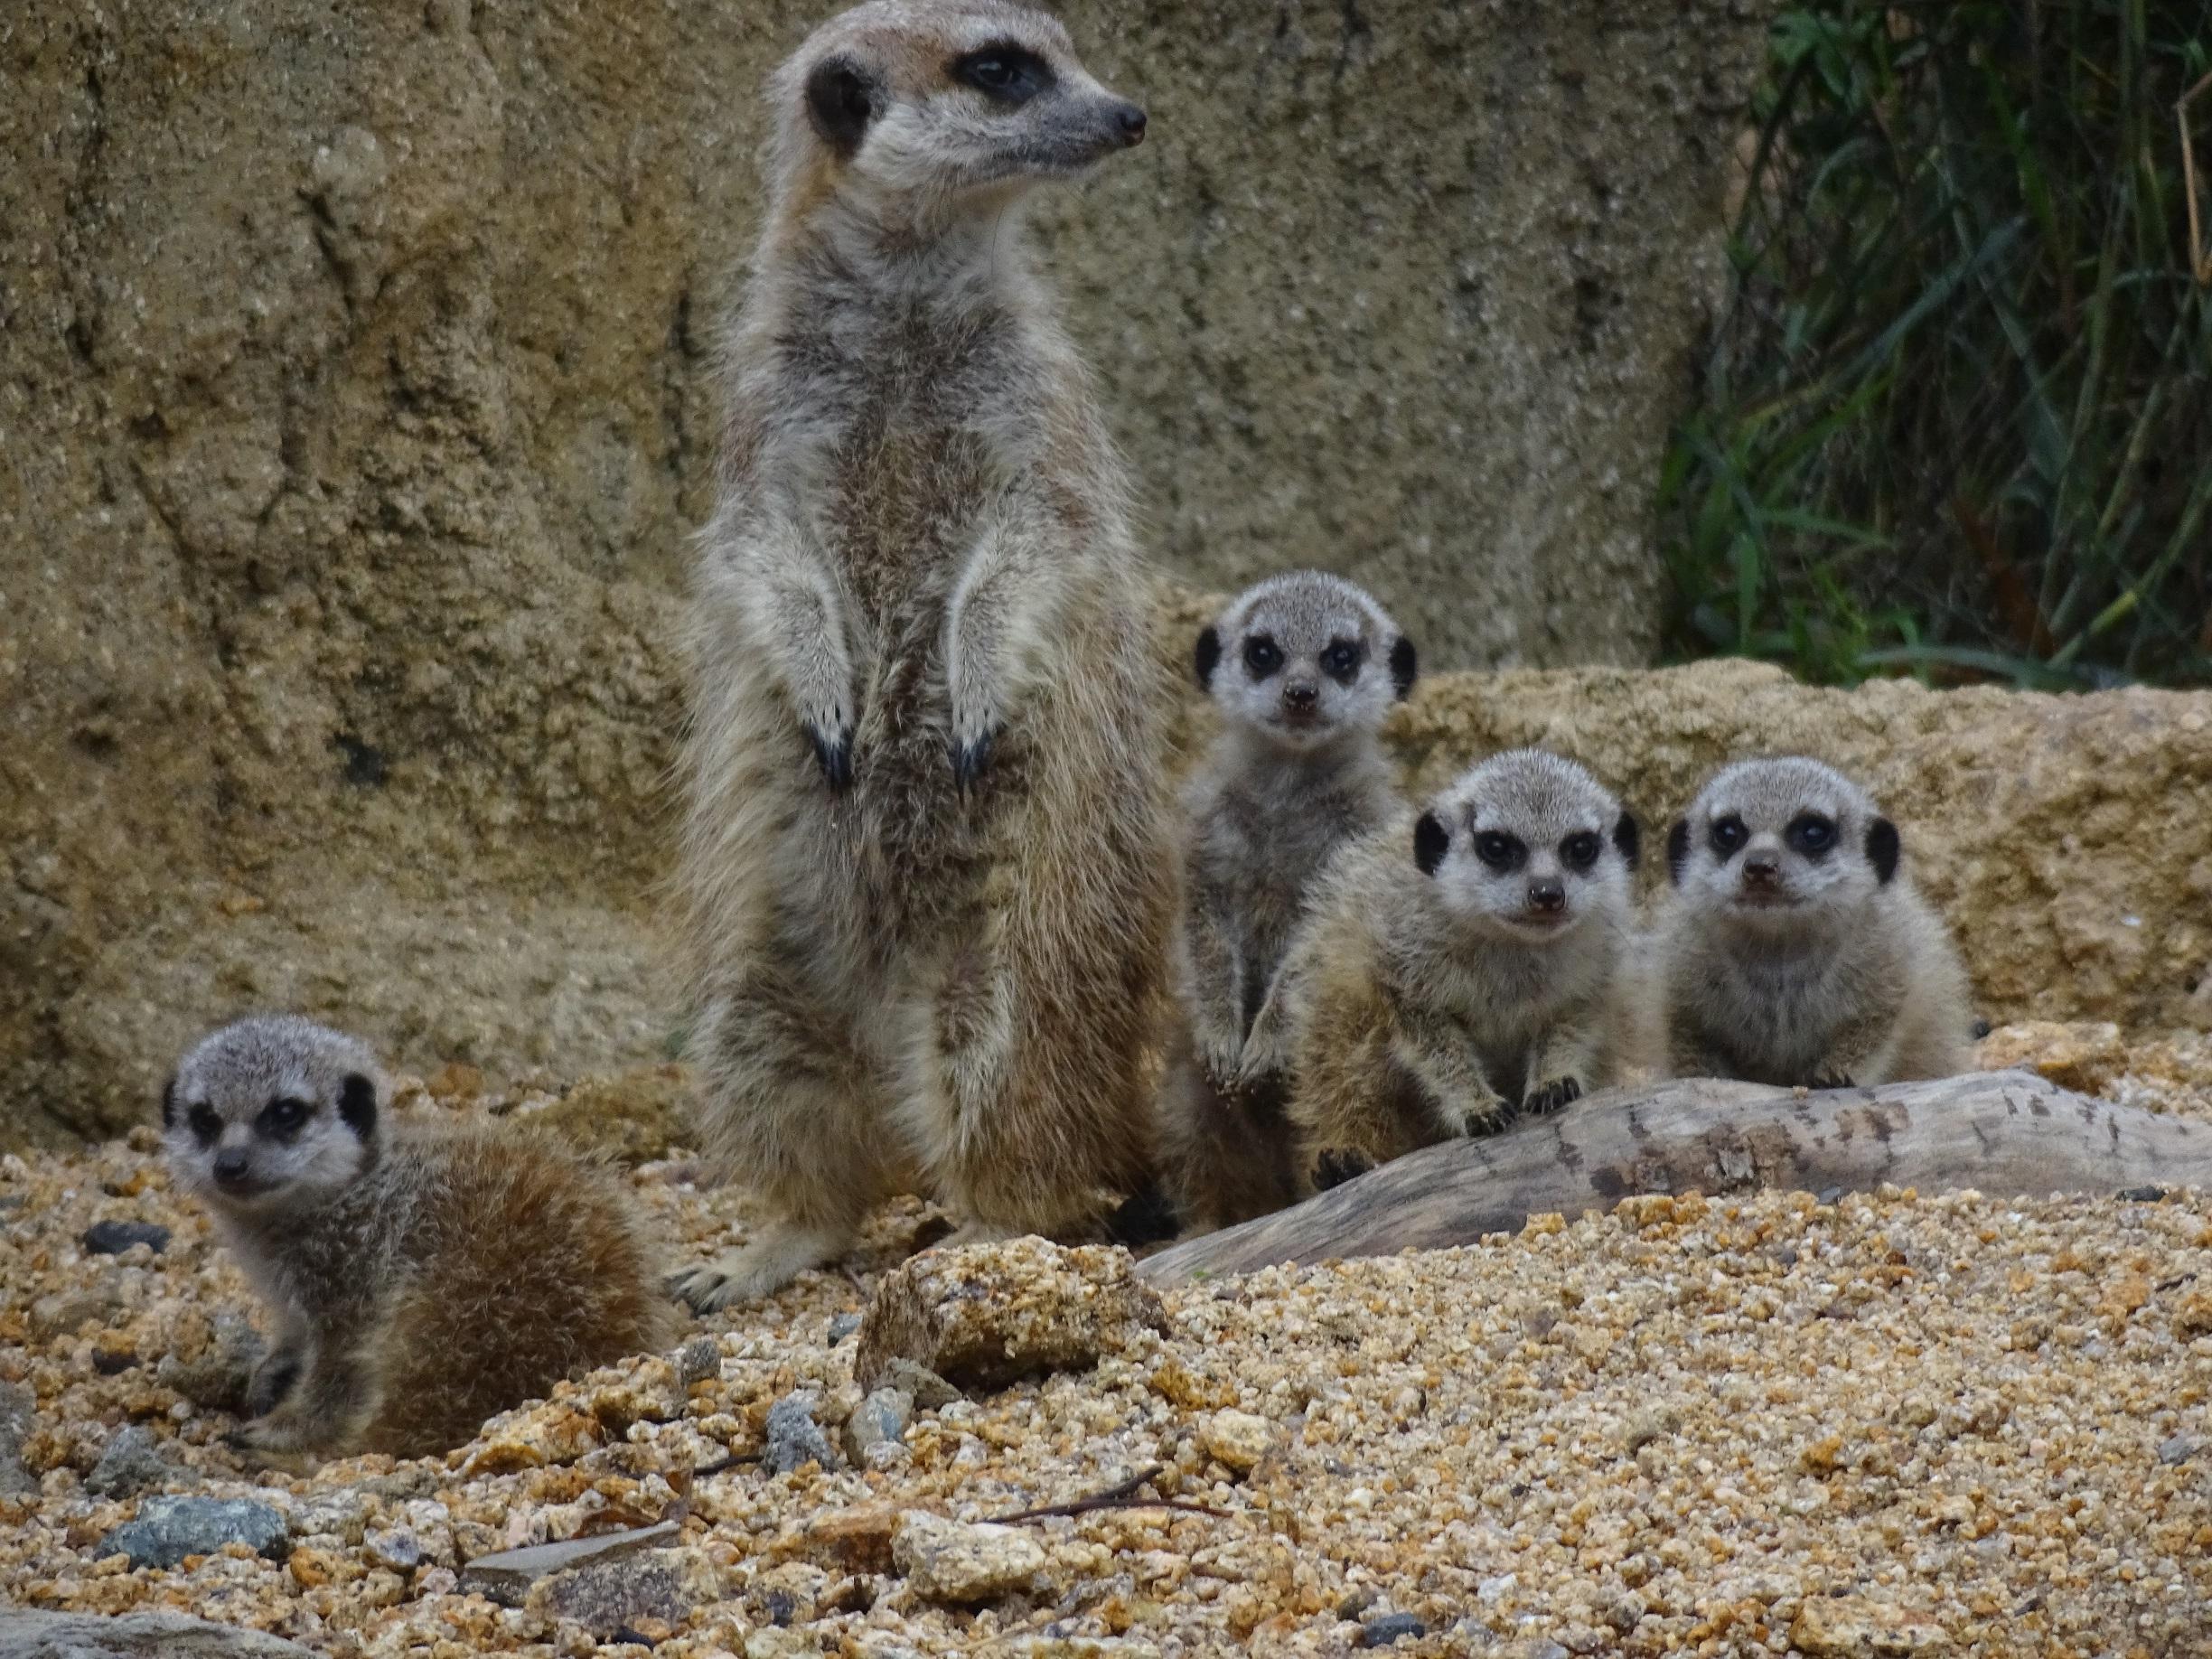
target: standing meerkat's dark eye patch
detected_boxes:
[1194,625,1222,690]
[1865,817,1901,885]
[187,1104,221,1144]
[1242,635,1282,679]
[1612,811,1640,870]
[1413,811,1449,876]
[1666,819,1690,886]
[1320,639,1363,684]
[1388,635,1417,700]
[340,1073,379,1139]
[1710,815,1748,859]
[951,43,1055,105]
[805,55,878,157]
[1561,831,1601,873]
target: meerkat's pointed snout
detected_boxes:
[1111,100,1147,145]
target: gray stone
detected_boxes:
[0,1609,316,1657]
[2157,1433,2198,1467]
[673,1336,719,1390]
[363,1527,424,1572]
[1359,1614,1427,1648]
[763,1391,836,1476]
[0,0,1773,1150]
[81,1219,171,1256]
[533,1554,689,1639]
[97,1495,289,1570]
[828,1313,863,1345]
[457,1521,681,1608]
[84,1426,179,1498]
[843,1388,914,1465]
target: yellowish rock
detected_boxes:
[892,1513,1045,1605]
[1199,1410,1274,1476]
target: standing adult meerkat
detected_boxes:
[1258,749,1641,1187]
[1159,572,1415,1231]
[673,1,1174,1308]
[1653,756,1973,1086]
[162,1017,674,1459]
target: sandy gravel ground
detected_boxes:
[2,1023,2208,1657]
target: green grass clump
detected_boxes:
[1661,1,2212,689]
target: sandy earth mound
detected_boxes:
[2,1025,2208,1656]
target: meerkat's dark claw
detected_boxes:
[951,729,996,792]
[811,726,855,791]
[1523,1076,1583,1117]
[1314,1148,1373,1190]
[1807,1072,1858,1091]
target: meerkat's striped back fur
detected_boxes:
[673,1,1174,1306]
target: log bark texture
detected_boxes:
[1139,1069,2212,1287]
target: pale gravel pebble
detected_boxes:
[0,1027,2209,1654]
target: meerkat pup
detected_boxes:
[1653,756,1973,1087]
[672,1,1175,1308]
[1158,572,1415,1230]
[162,1017,674,1459]
[1257,749,1640,1186]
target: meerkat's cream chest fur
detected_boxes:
[673,1,1174,1306]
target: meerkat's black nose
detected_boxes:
[213,1148,250,1184]
[1112,102,1147,146]
[1743,855,1781,886]
[1528,877,1566,913]
[1283,682,1317,711]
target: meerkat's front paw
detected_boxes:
[226,1412,318,1456]
[1522,1076,1584,1117]
[1443,1092,1514,1138]
[1313,1149,1373,1190]
[670,1225,850,1313]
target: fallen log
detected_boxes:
[1138,1069,2212,1287]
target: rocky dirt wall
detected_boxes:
[1,0,1771,1144]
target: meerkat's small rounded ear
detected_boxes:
[1666,819,1691,886]
[805,54,878,158]
[1414,810,1449,876]
[161,1074,178,1130]
[1389,635,1418,701]
[339,1073,379,1139]
[1612,810,1640,870]
[1866,817,1900,886]
[1194,625,1222,691]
